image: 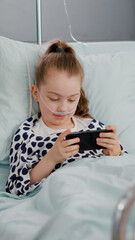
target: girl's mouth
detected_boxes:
[55,114,66,119]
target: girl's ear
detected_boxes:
[31,85,39,102]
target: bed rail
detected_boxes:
[36,0,42,45]
[112,185,135,240]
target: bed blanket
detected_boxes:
[0,154,135,240]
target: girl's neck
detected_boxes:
[42,117,75,130]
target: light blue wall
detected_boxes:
[0,0,135,42]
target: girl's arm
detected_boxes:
[30,129,80,185]
[29,153,55,185]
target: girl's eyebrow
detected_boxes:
[47,91,79,97]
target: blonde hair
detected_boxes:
[35,40,92,118]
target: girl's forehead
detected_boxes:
[41,70,81,93]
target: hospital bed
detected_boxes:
[0,1,135,239]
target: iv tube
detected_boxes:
[63,0,88,46]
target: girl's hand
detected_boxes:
[47,129,80,165]
[96,125,121,156]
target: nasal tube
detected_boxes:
[37,88,79,115]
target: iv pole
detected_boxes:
[36,0,42,45]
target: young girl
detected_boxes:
[6,40,127,196]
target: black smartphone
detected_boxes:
[66,129,112,151]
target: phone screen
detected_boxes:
[66,129,112,151]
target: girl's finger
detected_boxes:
[65,148,80,158]
[65,144,80,153]
[97,138,116,146]
[97,142,114,150]
[105,125,117,133]
[63,137,80,147]
[99,132,117,140]
[58,129,71,142]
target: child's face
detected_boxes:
[32,69,81,129]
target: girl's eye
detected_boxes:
[68,99,76,102]
[49,98,59,101]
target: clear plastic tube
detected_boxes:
[37,88,80,115]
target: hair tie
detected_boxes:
[56,47,65,53]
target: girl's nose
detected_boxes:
[57,100,68,111]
